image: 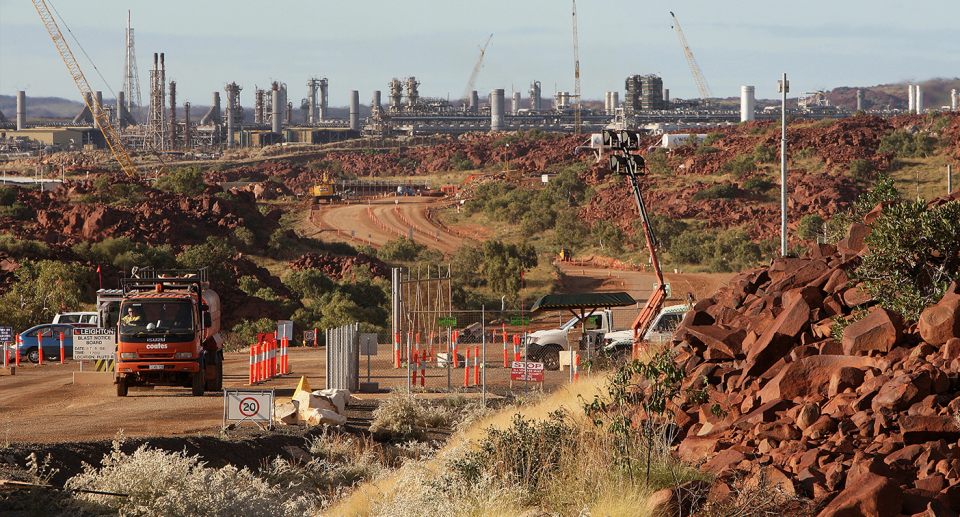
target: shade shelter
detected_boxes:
[530,292,637,368]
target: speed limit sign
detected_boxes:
[223,390,275,428]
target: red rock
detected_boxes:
[824,268,851,294]
[829,366,866,396]
[840,283,873,307]
[701,448,746,473]
[899,415,960,445]
[919,296,960,346]
[758,355,876,404]
[741,294,811,381]
[872,373,931,412]
[942,338,960,360]
[816,472,903,517]
[842,307,904,355]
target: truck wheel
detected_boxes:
[117,377,128,397]
[191,358,205,396]
[541,346,561,371]
[215,351,223,391]
[27,349,39,363]
[205,351,223,391]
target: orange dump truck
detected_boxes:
[115,268,222,397]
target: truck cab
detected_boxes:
[600,304,690,360]
[114,268,222,397]
[524,309,622,370]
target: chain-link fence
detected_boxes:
[328,306,643,395]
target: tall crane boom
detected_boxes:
[32,0,139,178]
[572,0,581,134]
[461,34,493,105]
[670,11,713,102]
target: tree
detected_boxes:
[855,199,960,320]
[797,214,825,240]
[283,269,336,301]
[176,236,237,283]
[378,237,427,262]
[0,260,92,330]
[481,240,538,305]
[155,166,208,197]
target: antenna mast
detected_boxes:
[122,11,142,123]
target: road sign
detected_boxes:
[511,361,544,382]
[303,330,316,342]
[509,316,530,326]
[74,328,116,360]
[360,333,378,355]
[0,327,12,342]
[224,390,274,425]
[654,282,672,297]
[438,317,457,327]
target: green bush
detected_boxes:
[691,184,738,201]
[797,213,825,240]
[694,145,720,157]
[450,151,476,171]
[154,166,207,197]
[848,159,873,179]
[877,129,936,158]
[742,176,775,192]
[645,214,689,250]
[378,236,427,261]
[703,132,723,146]
[719,152,756,177]
[0,233,50,257]
[0,186,18,206]
[752,143,778,163]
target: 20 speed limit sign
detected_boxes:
[224,390,274,423]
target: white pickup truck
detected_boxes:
[524,305,690,370]
[600,304,690,359]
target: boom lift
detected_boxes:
[601,129,667,354]
[32,0,140,179]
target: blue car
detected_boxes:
[7,324,87,363]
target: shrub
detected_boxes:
[450,151,476,171]
[370,393,453,441]
[753,143,778,163]
[694,145,720,156]
[797,213,825,240]
[848,158,873,179]
[703,132,723,146]
[154,166,207,197]
[877,129,936,158]
[719,152,756,177]
[743,176,775,192]
[378,236,427,261]
[691,184,738,201]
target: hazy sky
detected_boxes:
[1,0,958,109]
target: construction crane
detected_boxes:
[461,34,493,107]
[670,11,713,103]
[32,0,140,179]
[572,0,581,134]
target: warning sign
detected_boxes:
[74,328,116,361]
[510,361,544,382]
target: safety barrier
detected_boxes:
[248,337,289,384]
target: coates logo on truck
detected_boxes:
[145,343,168,349]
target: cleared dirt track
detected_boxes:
[316,196,466,254]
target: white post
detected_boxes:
[779,73,789,256]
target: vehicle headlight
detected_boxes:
[174,352,193,359]
[120,352,138,359]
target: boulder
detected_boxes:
[919,296,960,346]
[842,308,903,355]
[741,294,811,381]
[303,408,347,426]
[274,400,299,425]
[757,355,876,404]
[816,472,903,517]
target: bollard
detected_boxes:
[411,350,419,385]
[452,331,459,368]
[464,347,471,387]
[59,332,65,364]
[38,336,43,365]
[15,334,20,366]
[314,327,318,347]
[281,337,288,374]
[249,345,256,384]
[474,346,480,386]
[415,332,420,364]
[574,354,580,382]
[394,332,401,368]
[502,327,508,367]
[513,334,521,362]
[420,351,426,387]
[429,330,435,362]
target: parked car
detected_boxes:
[7,324,83,363]
[52,311,99,325]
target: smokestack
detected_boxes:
[856,89,864,111]
[490,89,505,132]
[94,91,104,129]
[915,85,924,113]
[663,88,670,106]
[740,86,756,122]
[513,91,521,114]
[953,89,958,111]
[372,90,382,113]
[470,91,479,113]
[271,82,282,134]
[612,92,618,112]
[349,90,359,131]
[908,85,915,113]
[16,91,26,131]
[200,92,221,126]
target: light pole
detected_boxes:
[778,73,789,257]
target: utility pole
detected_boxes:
[778,73,789,257]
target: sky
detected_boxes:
[1,0,958,110]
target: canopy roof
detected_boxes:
[530,292,636,312]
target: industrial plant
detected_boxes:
[2,6,959,162]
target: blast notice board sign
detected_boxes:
[74,328,116,360]
[510,361,544,382]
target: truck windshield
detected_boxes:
[120,300,194,335]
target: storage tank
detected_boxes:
[16,91,25,131]
[740,86,756,122]
[915,85,924,113]
[490,89,505,132]
[350,90,359,130]
[513,91,521,114]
